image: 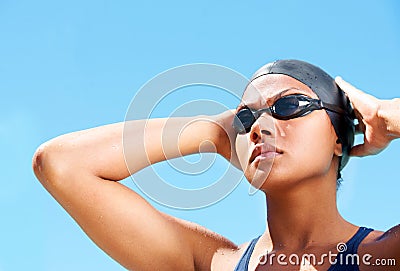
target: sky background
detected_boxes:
[1,0,399,270]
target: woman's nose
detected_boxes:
[249,116,274,143]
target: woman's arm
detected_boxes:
[32,114,238,271]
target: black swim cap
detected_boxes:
[250,59,355,171]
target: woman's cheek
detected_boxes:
[292,121,336,174]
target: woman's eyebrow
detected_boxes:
[273,87,301,100]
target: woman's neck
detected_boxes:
[262,175,356,251]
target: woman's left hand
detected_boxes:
[335,77,400,157]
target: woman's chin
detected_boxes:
[245,168,272,191]
[245,168,302,193]
[244,161,274,181]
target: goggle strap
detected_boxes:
[320,101,347,115]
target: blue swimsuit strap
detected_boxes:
[233,235,261,271]
[343,227,374,253]
[328,227,374,271]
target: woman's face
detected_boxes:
[235,74,342,192]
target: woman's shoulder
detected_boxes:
[358,225,399,270]
[360,225,399,248]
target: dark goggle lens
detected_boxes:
[233,108,255,134]
[273,95,302,117]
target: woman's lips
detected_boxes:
[249,144,283,163]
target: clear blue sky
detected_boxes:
[1,1,399,270]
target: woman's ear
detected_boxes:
[334,138,343,156]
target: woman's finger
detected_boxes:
[335,76,367,101]
[335,76,377,113]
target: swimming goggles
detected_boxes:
[232,94,346,134]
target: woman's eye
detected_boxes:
[276,96,298,107]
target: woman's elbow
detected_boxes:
[32,141,70,187]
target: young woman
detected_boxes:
[33,60,400,271]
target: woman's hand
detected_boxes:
[335,77,400,157]
[211,110,241,169]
